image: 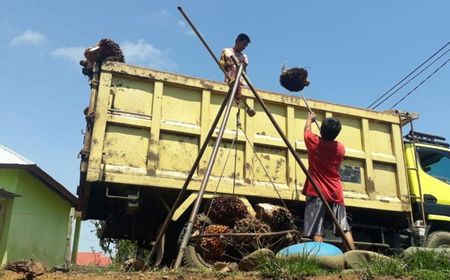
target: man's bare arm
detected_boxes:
[304,112,316,133]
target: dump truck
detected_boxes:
[77,61,450,265]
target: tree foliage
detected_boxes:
[91,221,137,264]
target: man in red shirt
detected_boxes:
[302,112,355,250]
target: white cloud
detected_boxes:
[121,40,177,70]
[11,30,46,45]
[51,47,85,62]
[140,9,172,29]
[177,20,195,37]
[158,9,169,17]
[148,9,170,20]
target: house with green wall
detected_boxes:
[0,145,77,268]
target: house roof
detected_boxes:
[0,145,34,165]
[0,145,77,206]
[0,188,21,199]
[76,252,112,267]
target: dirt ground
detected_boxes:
[2,270,260,280]
[1,270,414,280]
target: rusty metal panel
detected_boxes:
[200,140,245,180]
[103,125,149,169]
[82,61,412,213]
[336,115,363,153]
[110,76,154,116]
[210,93,245,132]
[370,121,394,157]
[293,152,309,190]
[158,132,199,175]
[372,163,398,200]
[253,145,288,186]
[254,102,286,140]
[161,84,201,126]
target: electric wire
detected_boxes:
[390,56,450,108]
[367,41,450,109]
[372,49,450,110]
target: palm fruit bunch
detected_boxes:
[279,67,310,92]
[271,207,296,231]
[80,38,125,78]
[231,217,272,253]
[255,203,296,231]
[196,224,230,260]
[207,196,249,227]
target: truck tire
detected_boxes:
[183,243,214,269]
[178,226,213,269]
[425,231,450,248]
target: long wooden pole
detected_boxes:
[176,6,353,255]
[231,56,352,250]
[147,82,234,265]
[174,65,245,268]
[177,7,255,117]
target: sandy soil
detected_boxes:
[1,270,415,280]
[2,270,261,280]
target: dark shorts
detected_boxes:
[303,196,351,238]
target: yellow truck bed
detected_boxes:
[80,61,411,214]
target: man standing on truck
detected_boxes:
[219,33,251,101]
[302,112,355,250]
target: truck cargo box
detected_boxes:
[78,61,411,220]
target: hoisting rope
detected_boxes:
[232,106,241,195]
[200,101,290,231]
[238,124,288,210]
[200,106,241,232]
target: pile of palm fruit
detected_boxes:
[195,196,299,259]
[80,38,125,78]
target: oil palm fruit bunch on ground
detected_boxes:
[197,224,230,260]
[207,195,249,227]
[231,217,272,253]
[255,203,296,231]
[271,207,296,231]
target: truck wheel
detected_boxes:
[183,243,214,269]
[425,231,450,248]
[178,226,213,269]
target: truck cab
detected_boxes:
[404,131,450,247]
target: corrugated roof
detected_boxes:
[0,145,77,206]
[0,145,34,165]
[76,252,112,266]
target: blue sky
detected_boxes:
[1,1,449,253]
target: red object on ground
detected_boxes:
[76,252,112,266]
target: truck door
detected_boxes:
[416,145,450,216]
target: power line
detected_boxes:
[367,41,450,109]
[371,49,450,110]
[390,56,450,108]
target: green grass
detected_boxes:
[403,250,450,280]
[412,269,450,280]
[257,256,326,280]
[403,249,450,271]
[356,256,407,279]
[355,249,450,280]
[254,249,450,280]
